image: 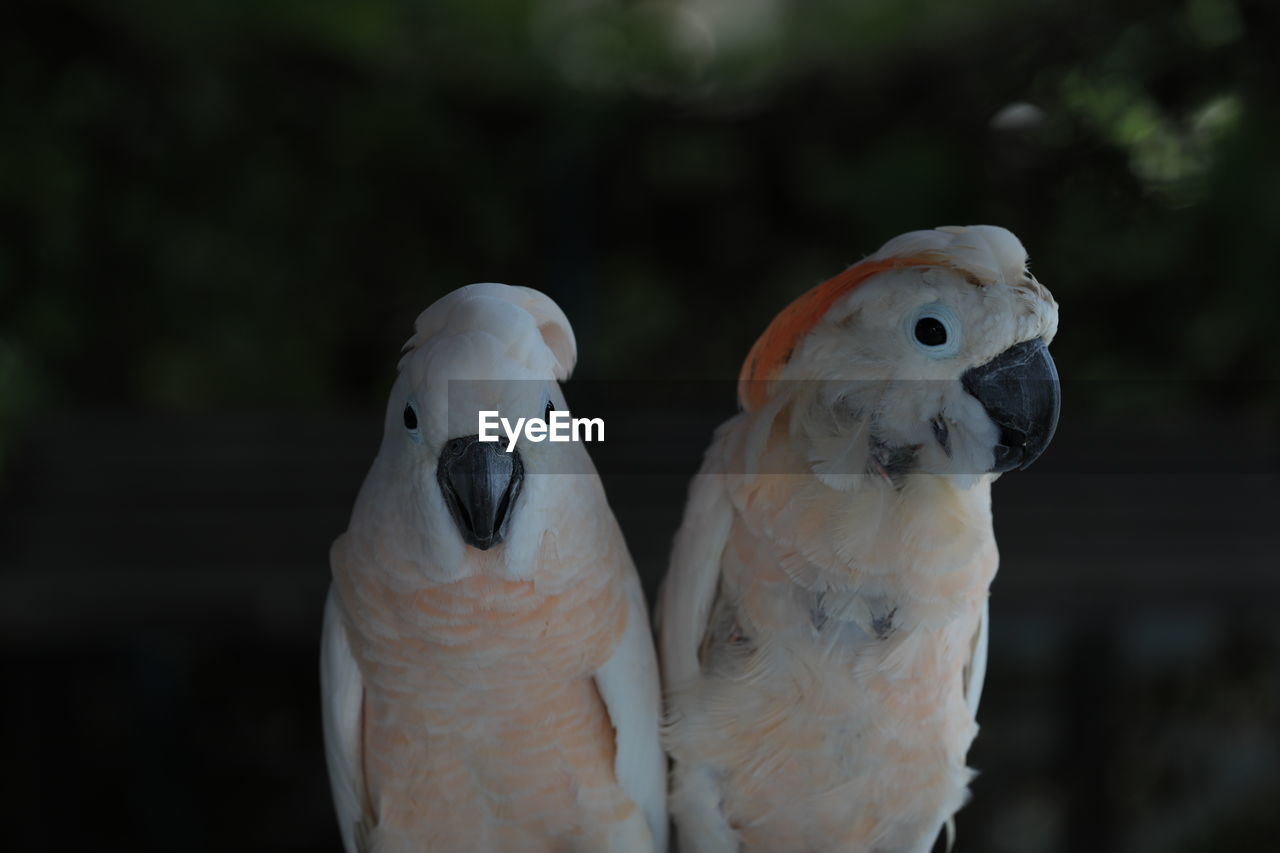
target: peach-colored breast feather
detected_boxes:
[323,284,664,853]
[663,225,1055,853]
[332,523,637,852]
[661,411,998,853]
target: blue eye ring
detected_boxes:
[907,303,962,359]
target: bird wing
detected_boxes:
[593,570,669,852]
[656,463,736,691]
[963,599,989,717]
[320,587,369,853]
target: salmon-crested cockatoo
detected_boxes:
[322,284,667,853]
[659,226,1059,853]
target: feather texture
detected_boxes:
[320,589,369,853]
[662,225,1058,852]
[324,284,664,852]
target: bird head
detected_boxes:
[356,283,579,573]
[737,225,1059,483]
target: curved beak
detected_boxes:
[436,436,523,550]
[961,338,1060,473]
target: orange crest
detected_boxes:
[737,255,938,410]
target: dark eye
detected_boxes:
[544,400,555,421]
[914,317,948,347]
[403,404,418,431]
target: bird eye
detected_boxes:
[915,317,948,347]
[907,303,961,358]
[403,401,423,444]
[544,400,555,421]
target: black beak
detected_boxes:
[437,436,523,550]
[961,338,1061,473]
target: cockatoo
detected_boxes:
[659,226,1059,853]
[322,284,667,853]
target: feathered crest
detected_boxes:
[736,225,1028,411]
[397,283,577,380]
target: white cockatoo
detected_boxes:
[659,226,1060,852]
[322,284,667,853]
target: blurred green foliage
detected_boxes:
[2,0,1278,463]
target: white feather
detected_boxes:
[657,459,739,851]
[657,462,735,691]
[593,574,670,852]
[402,282,578,380]
[320,587,368,853]
[964,599,989,717]
[868,224,1028,288]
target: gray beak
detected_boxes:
[961,338,1061,473]
[437,436,523,550]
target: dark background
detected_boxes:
[2,1,1278,851]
